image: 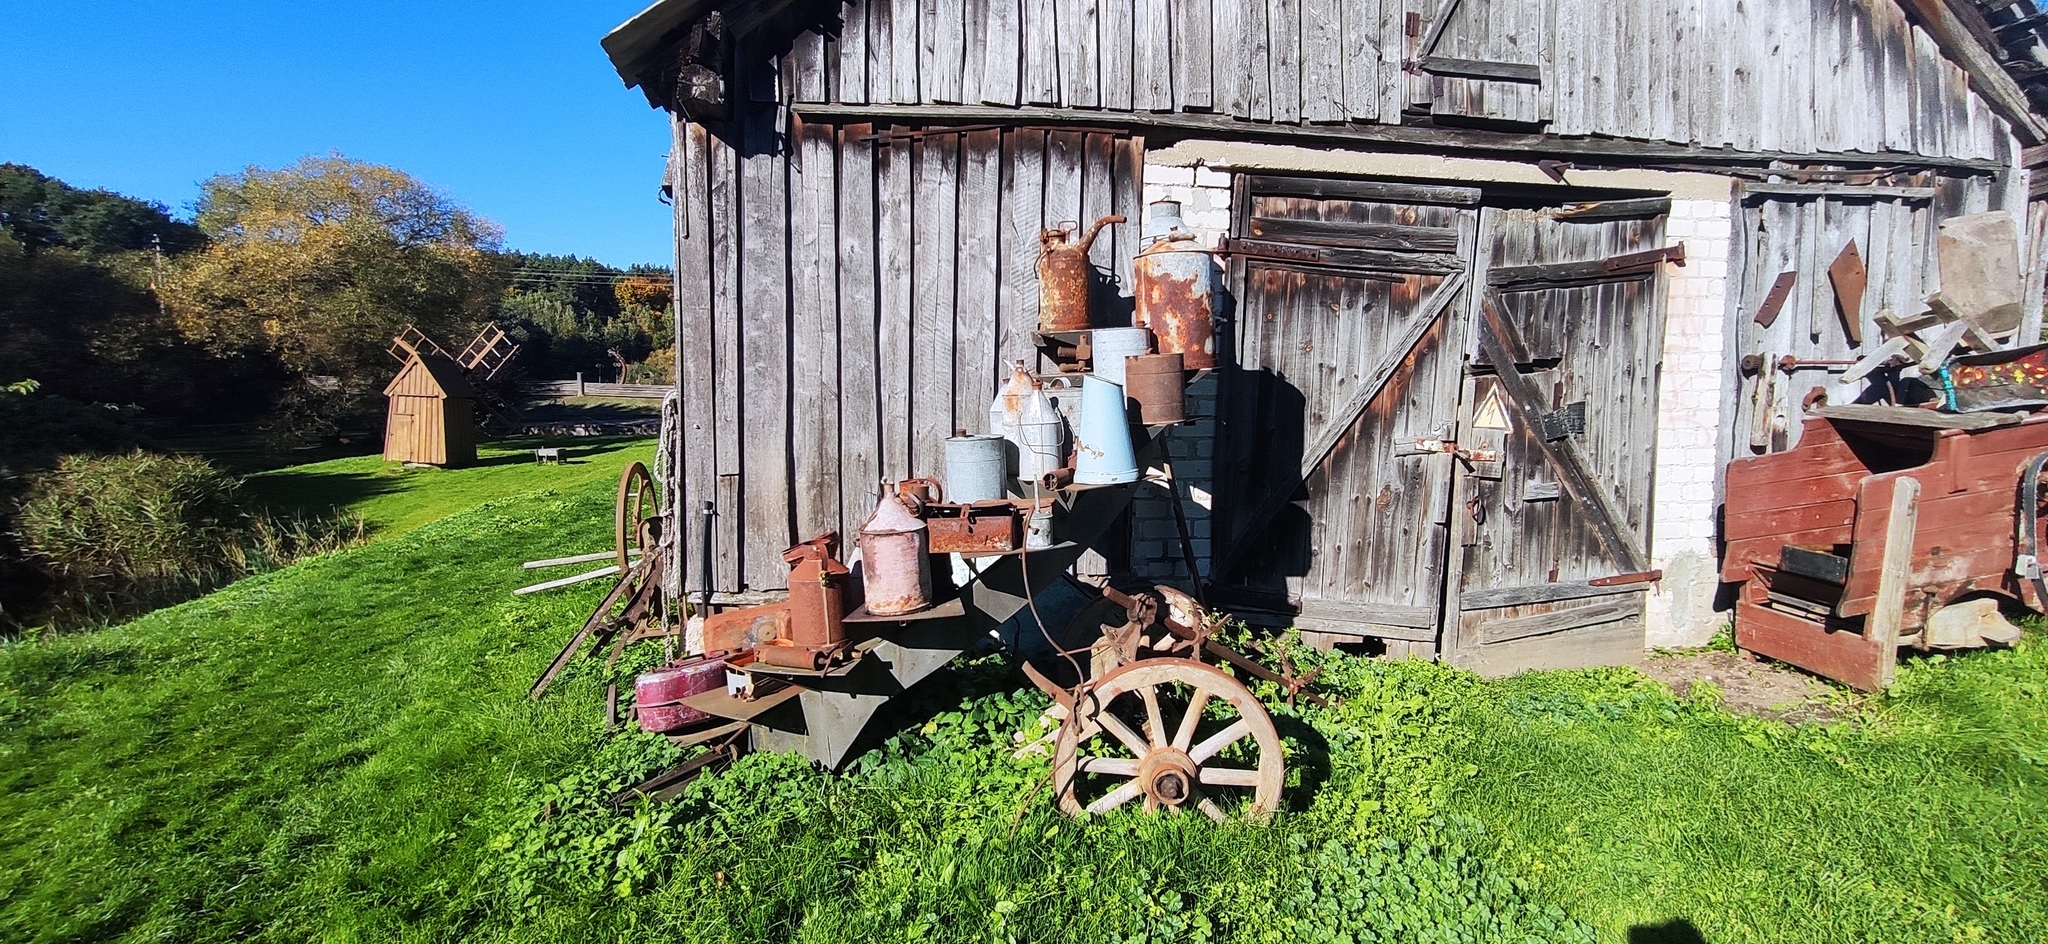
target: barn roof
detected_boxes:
[602,0,2048,145]
[602,0,801,91]
[383,352,475,399]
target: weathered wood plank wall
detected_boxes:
[671,112,1144,592]
[784,0,2008,161]
[1723,173,2015,460]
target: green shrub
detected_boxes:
[12,450,363,628]
[17,450,244,584]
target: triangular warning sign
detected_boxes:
[1472,387,1511,431]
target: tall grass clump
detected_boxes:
[12,450,364,629]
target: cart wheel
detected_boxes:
[615,460,660,573]
[1052,658,1284,821]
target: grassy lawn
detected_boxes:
[2,449,2044,943]
[240,437,650,539]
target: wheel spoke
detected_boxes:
[1079,756,1141,777]
[1189,718,1252,764]
[1096,710,1153,758]
[1195,794,1227,823]
[1172,688,1212,752]
[1197,766,1263,787]
[1139,684,1167,748]
[1085,779,1143,815]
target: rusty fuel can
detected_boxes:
[1134,200,1219,370]
[782,532,850,650]
[858,487,933,616]
[634,655,729,733]
[1123,352,1186,425]
[1038,214,1126,332]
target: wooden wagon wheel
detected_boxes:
[1052,657,1284,821]
[615,460,660,573]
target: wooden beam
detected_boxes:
[789,104,2011,174]
[1460,579,1652,611]
[1416,56,1541,84]
[1864,476,1922,688]
[1741,184,1937,201]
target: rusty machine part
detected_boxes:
[1134,206,1219,370]
[703,602,791,652]
[924,500,1024,554]
[1037,214,1126,332]
[1052,658,1285,820]
[782,531,850,650]
[1123,352,1187,425]
[615,460,661,572]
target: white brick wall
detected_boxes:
[1644,198,1732,647]
[1141,164,1234,249]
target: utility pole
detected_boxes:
[150,233,165,316]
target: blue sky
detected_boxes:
[0,1,672,267]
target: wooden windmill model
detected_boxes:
[381,324,520,467]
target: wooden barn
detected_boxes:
[605,0,2048,674]
[383,350,478,467]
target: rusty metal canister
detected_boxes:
[1123,352,1186,425]
[945,432,1008,503]
[782,532,849,649]
[1074,376,1139,485]
[1038,214,1125,332]
[858,488,933,616]
[634,656,726,732]
[1089,327,1151,384]
[1134,201,1219,370]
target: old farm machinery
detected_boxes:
[527,263,1313,815]
[529,445,1311,818]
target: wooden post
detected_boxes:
[576,371,586,397]
[1866,476,1921,689]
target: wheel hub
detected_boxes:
[1137,748,1198,807]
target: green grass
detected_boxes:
[240,437,650,540]
[2,450,2045,943]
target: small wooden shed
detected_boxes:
[383,352,477,467]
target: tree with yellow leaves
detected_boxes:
[163,154,508,438]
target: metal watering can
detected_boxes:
[1038,214,1126,332]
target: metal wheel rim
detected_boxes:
[615,460,658,573]
[1051,657,1284,821]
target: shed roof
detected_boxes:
[602,0,798,90]
[383,352,475,399]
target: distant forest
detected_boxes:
[0,159,673,445]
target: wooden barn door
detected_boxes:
[1412,0,1548,125]
[1444,201,1673,673]
[1214,177,1479,653]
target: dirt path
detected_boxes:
[1639,650,1845,723]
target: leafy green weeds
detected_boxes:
[4,452,2047,943]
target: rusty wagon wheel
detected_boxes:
[615,460,660,573]
[1053,657,1284,821]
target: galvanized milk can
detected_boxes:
[1124,352,1186,425]
[945,431,1009,503]
[1074,376,1139,485]
[858,487,933,616]
[1134,200,1219,370]
[1089,326,1151,384]
[1016,379,1066,487]
[1038,214,1125,332]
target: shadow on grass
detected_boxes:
[242,469,407,519]
[1629,918,1707,943]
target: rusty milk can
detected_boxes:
[1038,214,1126,332]
[1134,200,1219,370]
[1123,352,1186,425]
[858,487,933,616]
[782,532,850,650]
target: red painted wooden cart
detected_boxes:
[1722,405,2046,690]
